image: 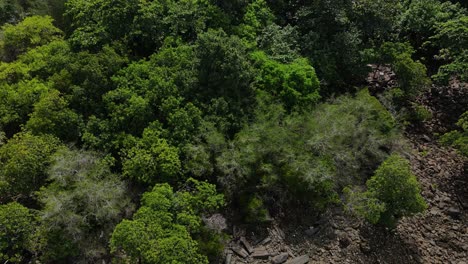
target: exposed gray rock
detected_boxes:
[447,207,461,219]
[225,253,232,264]
[232,246,249,258]
[240,236,254,254]
[272,253,289,264]
[305,227,319,237]
[260,237,272,245]
[285,255,309,264]
[252,246,270,259]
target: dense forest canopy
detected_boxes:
[0,0,466,263]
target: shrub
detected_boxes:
[0,202,35,263]
[215,89,401,216]
[440,111,468,156]
[406,103,433,123]
[346,154,427,228]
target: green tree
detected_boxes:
[195,29,255,133]
[352,0,402,45]
[0,132,59,203]
[0,0,23,25]
[0,16,62,62]
[0,202,35,263]
[441,111,468,157]
[66,0,217,54]
[432,15,468,83]
[122,124,181,185]
[251,51,321,110]
[346,154,427,228]
[236,0,274,42]
[26,89,81,142]
[378,42,430,99]
[0,79,49,136]
[295,0,367,88]
[110,178,224,264]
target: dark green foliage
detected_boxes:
[399,0,464,53]
[195,29,255,133]
[35,148,132,263]
[243,195,271,223]
[377,42,430,99]
[0,202,35,263]
[110,178,224,264]
[441,111,468,156]
[66,0,219,54]
[0,132,59,202]
[296,0,366,87]
[345,154,427,228]
[432,15,468,83]
[352,0,402,45]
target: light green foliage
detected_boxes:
[26,89,81,141]
[252,51,320,110]
[0,132,59,202]
[441,111,468,156]
[343,187,385,224]
[237,0,274,41]
[0,39,127,121]
[122,125,181,184]
[0,202,35,263]
[35,148,131,263]
[216,89,399,215]
[346,154,427,228]
[0,16,62,62]
[0,79,49,135]
[110,178,224,264]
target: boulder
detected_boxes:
[285,255,309,264]
[252,247,270,259]
[240,237,254,254]
[272,253,289,264]
[232,247,249,258]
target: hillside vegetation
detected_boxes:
[0,0,466,263]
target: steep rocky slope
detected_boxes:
[222,72,467,264]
